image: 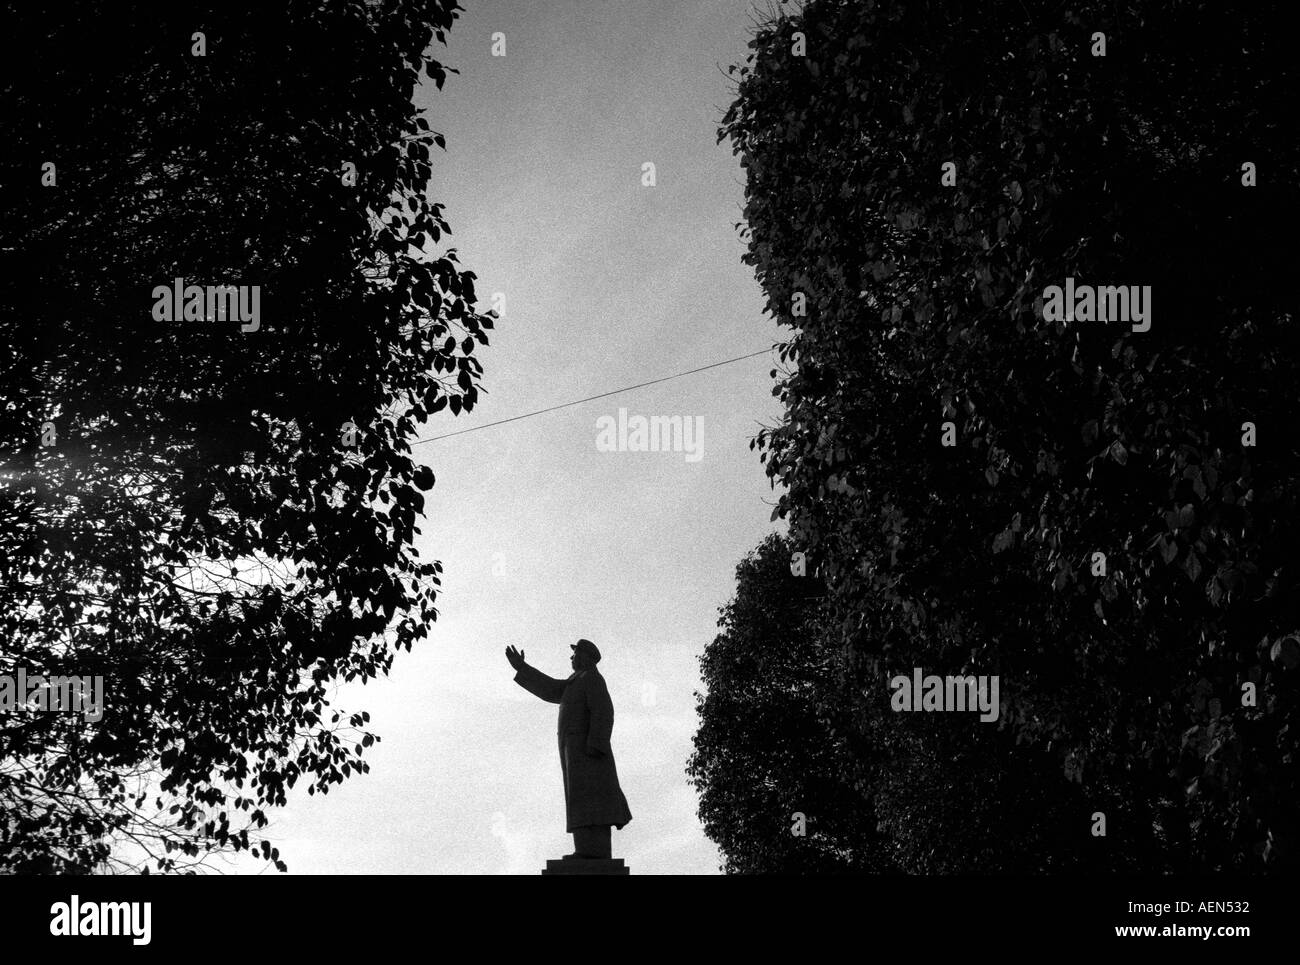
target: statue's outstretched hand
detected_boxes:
[505,645,526,671]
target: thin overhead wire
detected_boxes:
[412,347,776,445]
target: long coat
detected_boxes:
[514,662,633,832]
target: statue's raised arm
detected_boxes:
[506,645,567,704]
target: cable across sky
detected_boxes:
[412,347,776,445]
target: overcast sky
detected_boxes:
[254,0,785,875]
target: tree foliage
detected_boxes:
[688,535,889,873]
[0,0,490,872]
[707,0,1300,871]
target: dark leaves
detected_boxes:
[712,0,1300,872]
[0,0,485,874]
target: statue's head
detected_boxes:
[570,638,601,672]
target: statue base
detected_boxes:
[542,856,630,875]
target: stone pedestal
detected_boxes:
[542,856,630,875]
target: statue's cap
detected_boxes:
[571,639,601,663]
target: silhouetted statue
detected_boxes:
[506,639,632,859]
